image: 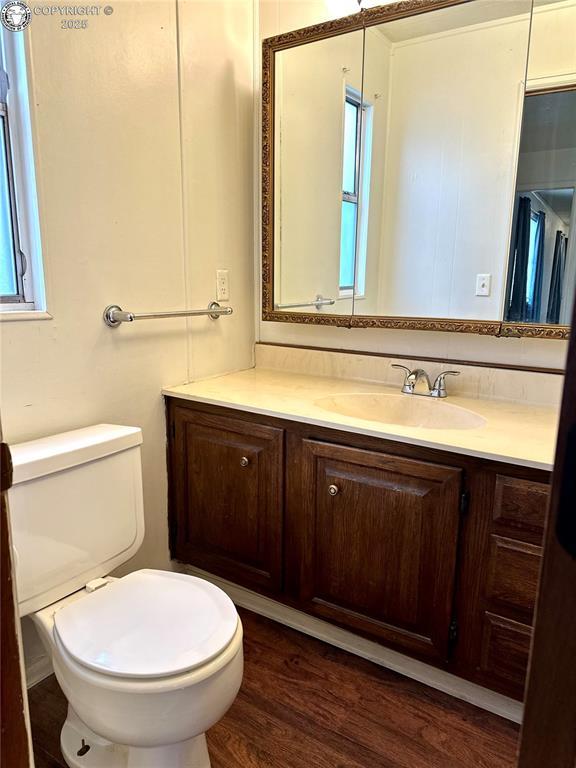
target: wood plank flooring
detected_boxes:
[28,608,519,767]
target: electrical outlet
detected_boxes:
[216,269,230,302]
[475,273,491,297]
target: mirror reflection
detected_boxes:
[355,1,533,321]
[273,30,364,315]
[505,90,576,325]
[267,0,576,335]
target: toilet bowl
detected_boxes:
[8,425,244,767]
[34,570,243,767]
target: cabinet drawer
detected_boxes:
[170,407,284,592]
[486,536,542,620]
[493,475,549,542]
[480,613,532,695]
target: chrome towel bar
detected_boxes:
[103,302,233,328]
[275,294,335,310]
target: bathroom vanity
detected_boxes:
[164,366,557,701]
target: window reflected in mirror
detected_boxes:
[505,90,576,325]
[273,30,364,315]
[263,0,575,337]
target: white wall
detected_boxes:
[527,0,576,89]
[258,0,571,369]
[177,0,255,382]
[274,30,364,314]
[274,26,389,315]
[374,18,530,320]
[358,28,391,316]
[1,0,187,572]
[0,0,255,675]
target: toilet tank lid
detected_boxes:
[10,424,143,485]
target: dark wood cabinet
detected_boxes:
[166,397,551,700]
[297,440,462,661]
[492,474,547,544]
[474,475,548,697]
[480,614,532,686]
[485,537,541,619]
[169,405,284,592]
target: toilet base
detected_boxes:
[61,707,211,768]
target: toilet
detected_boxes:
[8,424,243,768]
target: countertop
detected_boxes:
[162,368,560,471]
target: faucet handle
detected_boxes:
[391,364,411,377]
[391,364,414,394]
[431,370,460,398]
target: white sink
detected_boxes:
[314,393,486,431]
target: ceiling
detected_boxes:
[373,0,533,44]
[520,91,576,153]
[536,188,574,226]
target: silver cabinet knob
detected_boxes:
[240,456,250,467]
[328,484,339,496]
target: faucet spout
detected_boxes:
[405,368,432,393]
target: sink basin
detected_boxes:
[314,393,486,431]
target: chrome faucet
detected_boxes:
[391,365,460,398]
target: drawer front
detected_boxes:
[493,475,549,542]
[470,471,548,699]
[480,613,532,696]
[486,536,542,620]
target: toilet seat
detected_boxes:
[53,569,238,679]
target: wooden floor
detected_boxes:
[28,608,519,768]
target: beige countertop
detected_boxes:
[163,368,560,471]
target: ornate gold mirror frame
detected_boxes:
[261,0,571,339]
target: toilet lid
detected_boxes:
[53,570,239,679]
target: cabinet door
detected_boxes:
[170,407,284,592]
[299,440,462,661]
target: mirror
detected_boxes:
[272,29,364,315]
[505,89,576,326]
[355,2,532,322]
[262,0,574,338]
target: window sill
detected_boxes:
[0,310,52,322]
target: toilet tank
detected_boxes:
[8,424,145,617]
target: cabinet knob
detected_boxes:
[240,456,250,467]
[328,484,339,496]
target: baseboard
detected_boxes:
[26,654,53,689]
[177,564,523,725]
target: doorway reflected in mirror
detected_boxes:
[505,90,576,325]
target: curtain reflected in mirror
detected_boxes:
[264,0,575,337]
[505,90,576,325]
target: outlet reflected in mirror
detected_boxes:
[353,2,532,321]
[263,0,575,337]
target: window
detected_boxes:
[526,211,541,315]
[339,88,372,296]
[0,81,25,301]
[0,31,44,313]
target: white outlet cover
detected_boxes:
[216,269,229,301]
[476,274,491,297]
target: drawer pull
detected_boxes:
[240,456,250,467]
[328,484,339,496]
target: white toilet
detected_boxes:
[9,424,243,768]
